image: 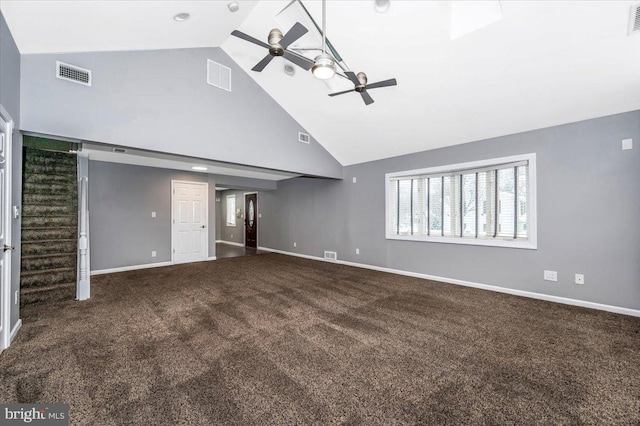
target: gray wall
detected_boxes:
[20,48,343,179]
[260,110,640,311]
[1,12,23,330]
[88,161,217,270]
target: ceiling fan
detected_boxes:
[231,22,315,72]
[329,71,397,105]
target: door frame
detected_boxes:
[170,180,209,264]
[0,105,13,353]
[244,192,258,248]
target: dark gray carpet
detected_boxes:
[1,253,639,425]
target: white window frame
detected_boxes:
[226,194,236,227]
[385,153,537,249]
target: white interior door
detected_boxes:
[0,107,13,353]
[172,181,208,264]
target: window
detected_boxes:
[226,195,236,226]
[386,153,536,249]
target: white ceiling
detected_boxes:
[3,1,640,166]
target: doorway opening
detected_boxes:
[215,188,266,260]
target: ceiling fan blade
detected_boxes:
[252,54,275,72]
[283,51,314,71]
[279,22,309,49]
[360,91,375,105]
[366,78,397,90]
[328,88,356,97]
[344,71,361,87]
[231,30,270,49]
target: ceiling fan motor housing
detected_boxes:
[268,28,285,56]
[355,72,368,92]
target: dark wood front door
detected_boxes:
[245,193,257,248]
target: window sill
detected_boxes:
[386,234,537,250]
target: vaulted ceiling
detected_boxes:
[2,1,639,166]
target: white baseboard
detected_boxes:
[91,261,173,276]
[206,256,217,261]
[258,246,640,318]
[217,240,245,247]
[10,319,22,343]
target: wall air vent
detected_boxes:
[112,147,126,153]
[56,61,92,86]
[629,3,640,35]
[324,251,337,261]
[298,132,311,144]
[207,59,232,91]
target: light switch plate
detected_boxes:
[622,139,633,150]
[12,205,20,219]
[151,211,156,218]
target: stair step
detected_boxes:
[22,216,77,228]
[21,282,75,307]
[23,193,76,206]
[23,204,77,217]
[22,239,77,257]
[22,253,77,272]
[22,227,77,242]
[23,182,76,195]
[21,267,76,288]
[23,163,76,176]
[24,173,76,185]
[25,149,76,166]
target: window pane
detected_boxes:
[443,176,461,237]
[226,195,236,226]
[412,179,426,235]
[428,178,442,234]
[398,179,412,235]
[388,180,398,235]
[497,168,515,237]
[517,165,528,238]
[477,171,495,237]
[462,173,476,237]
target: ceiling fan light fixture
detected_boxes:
[312,53,336,80]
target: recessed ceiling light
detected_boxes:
[228,2,240,13]
[191,166,208,171]
[173,13,190,22]
[374,0,390,13]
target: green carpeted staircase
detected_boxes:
[21,147,78,307]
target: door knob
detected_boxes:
[200,225,206,229]
[3,244,14,252]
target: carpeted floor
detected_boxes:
[1,253,639,425]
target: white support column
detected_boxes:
[77,153,90,300]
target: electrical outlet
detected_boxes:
[15,290,18,304]
[230,234,233,238]
[575,274,585,285]
[294,242,297,247]
[151,251,156,258]
[151,211,156,218]
[356,248,360,254]
[352,177,357,183]
[258,213,262,218]
[543,270,558,282]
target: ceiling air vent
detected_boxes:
[629,3,640,35]
[207,59,232,92]
[56,61,91,86]
[112,147,126,153]
[298,132,310,144]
